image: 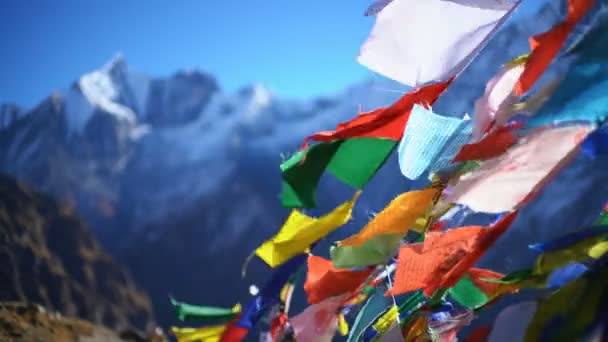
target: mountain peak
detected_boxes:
[102,52,128,74]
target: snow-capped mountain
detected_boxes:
[3,2,607,327]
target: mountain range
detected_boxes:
[2,1,608,330]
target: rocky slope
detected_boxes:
[0,302,166,342]
[0,174,154,332]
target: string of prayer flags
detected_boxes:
[445,124,593,213]
[290,294,348,342]
[304,255,373,304]
[472,55,527,139]
[170,298,241,323]
[515,0,595,95]
[388,213,517,297]
[281,80,451,208]
[254,192,360,268]
[357,0,519,87]
[397,104,471,179]
[171,325,227,342]
[166,2,608,340]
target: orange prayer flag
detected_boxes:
[515,0,594,95]
[387,227,481,296]
[388,213,518,297]
[338,188,439,247]
[304,255,373,304]
[429,213,518,294]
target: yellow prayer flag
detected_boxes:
[373,305,399,335]
[534,236,608,275]
[338,313,349,336]
[171,325,226,342]
[255,191,361,268]
[588,241,608,259]
[338,188,438,247]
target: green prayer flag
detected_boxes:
[281,141,342,208]
[448,275,489,309]
[280,138,396,208]
[327,138,397,188]
[330,234,402,269]
[170,297,240,323]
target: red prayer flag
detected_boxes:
[270,313,288,342]
[302,79,453,148]
[515,0,594,95]
[452,123,523,163]
[304,255,373,304]
[219,314,249,342]
[429,221,448,232]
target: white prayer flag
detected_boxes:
[358,0,520,87]
[445,125,593,213]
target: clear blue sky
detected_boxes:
[0,0,545,108]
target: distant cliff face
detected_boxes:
[0,174,154,332]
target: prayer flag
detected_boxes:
[255,192,360,268]
[358,0,519,87]
[445,125,593,213]
[515,0,595,95]
[397,105,470,179]
[304,255,373,304]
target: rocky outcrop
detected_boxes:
[0,175,154,332]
